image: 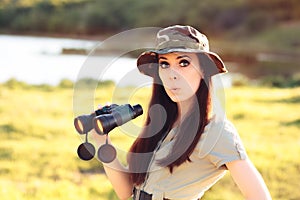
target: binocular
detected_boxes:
[74,104,143,135]
[74,103,143,162]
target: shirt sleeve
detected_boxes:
[207,120,248,169]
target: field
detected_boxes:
[0,83,299,200]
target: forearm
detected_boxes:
[91,130,133,199]
[227,159,272,200]
[242,165,272,200]
[103,159,133,200]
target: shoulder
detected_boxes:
[218,119,241,145]
[211,118,247,157]
[197,116,247,163]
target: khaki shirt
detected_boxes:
[138,115,248,200]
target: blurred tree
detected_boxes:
[0,0,299,35]
[58,79,74,88]
[29,1,55,31]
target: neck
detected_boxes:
[174,95,213,128]
[174,97,196,127]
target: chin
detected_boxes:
[170,94,197,105]
[169,96,190,103]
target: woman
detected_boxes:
[94,25,271,200]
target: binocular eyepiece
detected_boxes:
[74,104,143,135]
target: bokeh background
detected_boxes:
[0,0,300,199]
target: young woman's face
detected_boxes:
[158,52,203,103]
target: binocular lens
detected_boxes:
[94,115,113,135]
[74,118,84,134]
[95,118,105,134]
[74,113,96,134]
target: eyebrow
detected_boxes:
[159,56,168,60]
[158,55,191,60]
[176,55,191,60]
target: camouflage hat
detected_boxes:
[137,25,227,77]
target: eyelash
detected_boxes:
[159,59,190,69]
[159,61,169,69]
[180,59,190,67]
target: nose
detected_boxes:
[169,68,179,80]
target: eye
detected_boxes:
[179,59,190,67]
[159,61,170,69]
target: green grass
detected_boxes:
[0,84,299,200]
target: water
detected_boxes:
[0,34,154,86]
[0,34,233,87]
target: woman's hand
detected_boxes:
[90,129,110,146]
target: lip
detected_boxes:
[169,87,180,92]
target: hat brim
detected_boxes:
[137,48,227,77]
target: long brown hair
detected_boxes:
[128,53,216,186]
